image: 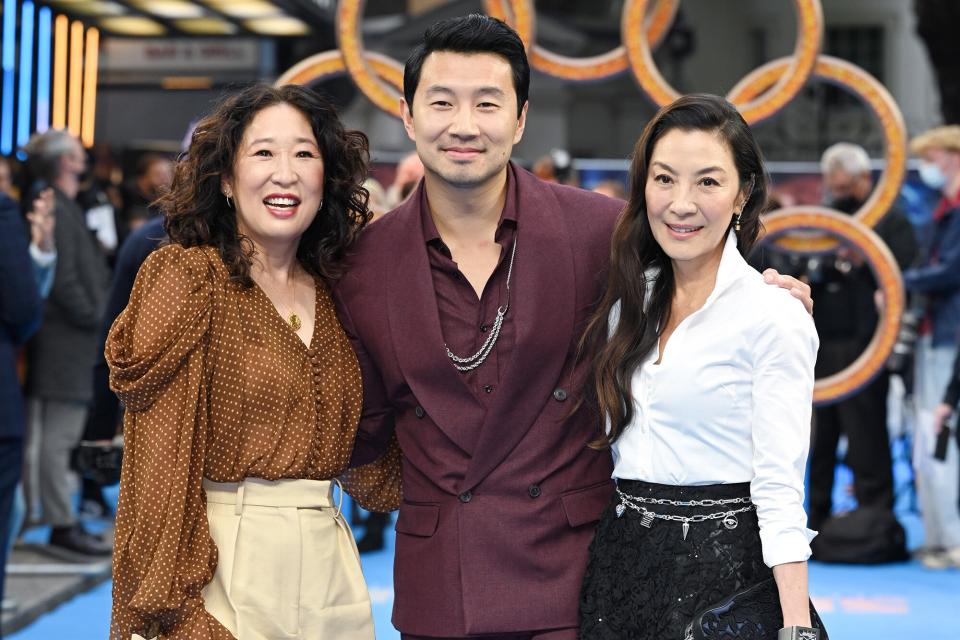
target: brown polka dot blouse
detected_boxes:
[106,244,401,640]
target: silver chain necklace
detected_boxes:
[445,235,518,373]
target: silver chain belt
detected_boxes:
[615,487,755,541]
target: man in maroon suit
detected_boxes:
[336,14,811,639]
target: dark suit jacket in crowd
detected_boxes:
[27,188,109,403]
[83,215,165,441]
[335,164,622,636]
[0,194,44,439]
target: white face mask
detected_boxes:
[918,161,947,190]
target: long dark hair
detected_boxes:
[580,94,769,448]
[159,83,370,286]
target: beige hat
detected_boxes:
[909,125,960,155]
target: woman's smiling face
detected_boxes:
[224,102,325,253]
[645,128,747,274]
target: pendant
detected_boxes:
[723,514,739,530]
[682,521,690,540]
[288,313,302,331]
[640,511,654,528]
[615,503,626,518]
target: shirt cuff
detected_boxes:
[760,526,816,567]
[29,243,57,267]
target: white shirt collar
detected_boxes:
[702,229,751,309]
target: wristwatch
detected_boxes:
[778,626,820,640]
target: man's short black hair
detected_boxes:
[404,14,530,118]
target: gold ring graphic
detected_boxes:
[483,0,678,81]
[337,0,406,116]
[730,55,907,253]
[622,0,823,125]
[274,49,404,97]
[760,208,904,405]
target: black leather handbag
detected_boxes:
[683,577,828,640]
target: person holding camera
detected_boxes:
[905,126,960,569]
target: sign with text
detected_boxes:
[101,39,260,72]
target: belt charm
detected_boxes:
[614,487,754,541]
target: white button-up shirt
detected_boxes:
[610,231,819,567]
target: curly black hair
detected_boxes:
[159,83,370,286]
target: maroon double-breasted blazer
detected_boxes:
[335,164,623,636]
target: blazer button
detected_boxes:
[552,388,568,402]
[528,484,542,498]
[459,490,473,503]
[414,406,425,419]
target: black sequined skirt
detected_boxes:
[579,479,773,640]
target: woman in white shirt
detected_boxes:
[578,94,821,639]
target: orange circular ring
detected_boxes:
[760,208,904,405]
[275,49,404,95]
[622,0,823,125]
[337,0,406,117]
[729,55,907,253]
[483,0,679,81]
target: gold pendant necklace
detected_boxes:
[285,278,300,330]
[261,268,301,332]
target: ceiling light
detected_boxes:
[244,16,309,36]
[204,0,279,19]
[98,16,166,36]
[130,0,204,19]
[173,17,237,35]
[48,1,127,16]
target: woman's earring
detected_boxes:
[734,211,742,232]
[317,198,323,213]
[225,193,233,209]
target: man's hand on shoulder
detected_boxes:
[762,268,813,315]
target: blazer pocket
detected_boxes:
[560,480,614,528]
[395,502,440,537]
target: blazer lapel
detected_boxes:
[387,186,486,454]
[463,166,577,489]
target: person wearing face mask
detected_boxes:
[904,125,960,569]
[805,143,917,533]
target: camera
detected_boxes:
[887,295,926,375]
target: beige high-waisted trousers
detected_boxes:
[200,477,375,640]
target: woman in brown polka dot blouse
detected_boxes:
[106,84,401,640]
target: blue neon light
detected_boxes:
[36,7,50,133]
[1,0,17,155]
[17,2,36,148]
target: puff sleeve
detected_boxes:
[107,245,233,640]
[340,433,402,513]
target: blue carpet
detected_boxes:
[10,510,960,640]
[9,463,960,640]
